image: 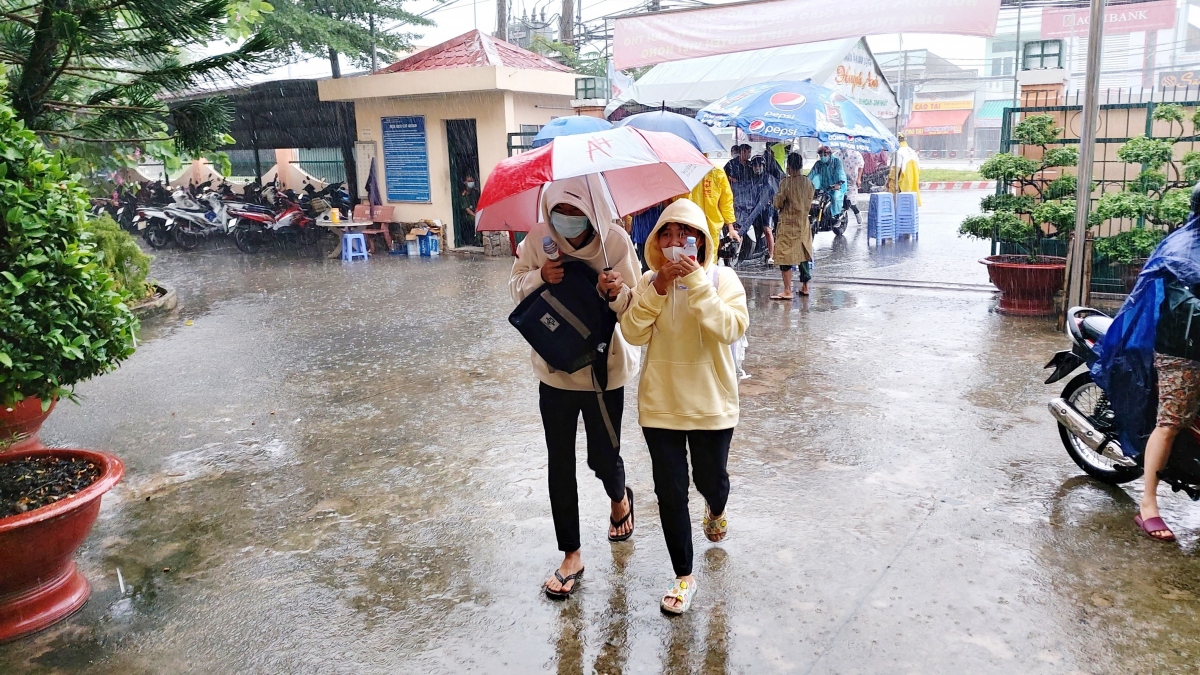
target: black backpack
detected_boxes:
[509,259,620,447]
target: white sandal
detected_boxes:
[660,578,698,615]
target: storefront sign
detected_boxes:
[1160,70,1200,89]
[904,124,964,136]
[824,40,898,120]
[911,99,974,111]
[612,0,1002,69]
[381,115,431,203]
[1041,0,1176,39]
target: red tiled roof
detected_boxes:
[380,30,572,74]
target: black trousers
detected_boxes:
[643,427,734,576]
[540,383,626,553]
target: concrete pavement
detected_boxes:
[2,195,1199,673]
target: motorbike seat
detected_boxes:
[1080,315,1112,343]
[231,203,275,215]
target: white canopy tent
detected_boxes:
[605,37,899,124]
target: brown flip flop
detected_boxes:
[770,293,793,300]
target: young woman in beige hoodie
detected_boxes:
[621,198,749,614]
[509,176,642,600]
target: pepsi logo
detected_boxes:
[769,92,807,111]
[748,119,765,133]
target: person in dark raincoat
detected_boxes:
[1093,182,1200,543]
[731,156,777,262]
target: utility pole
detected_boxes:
[495,0,508,41]
[1011,0,1023,109]
[561,0,574,46]
[1067,0,1107,310]
[369,14,378,72]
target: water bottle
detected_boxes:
[542,236,560,260]
[678,236,698,290]
[683,236,697,260]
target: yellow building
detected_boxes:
[318,30,577,249]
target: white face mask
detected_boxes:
[465,181,475,189]
[550,211,590,239]
[662,246,685,262]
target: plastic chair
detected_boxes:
[867,193,896,244]
[342,232,368,261]
[896,192,919,238]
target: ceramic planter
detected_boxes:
[0,447,123,642]
[980,255,1067,316]
[0,398,56,452]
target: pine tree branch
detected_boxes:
[1,10,36,26]
[40,129,174,143]
[44,100,159,112]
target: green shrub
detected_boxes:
[1045,175,1077,200]
[1012,114,1063,147]
[980,193,1034,214]
[1117,136,1175,168]
[1153,188,1191,228]
[85,215,153,301]
[1095,191,1154,222]
[0,77,138,407]
[979,153,1041,182]
[1094,228,1167,265]
[1042,147,1079,168]
[1032,199,1078,234]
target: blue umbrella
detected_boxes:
[697,80,897,153]
[616,110,724,154]
[530,116,614,148]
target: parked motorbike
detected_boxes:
[809,188,848,237]
[1046,306,1200,499]
[133,205,174,249]
[167,191,239,250]
[230,196,321,254]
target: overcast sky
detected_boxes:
[261,0,1010,80]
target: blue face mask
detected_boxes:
[550,212,590,239]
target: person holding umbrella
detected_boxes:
[509,176,642,600]
[621,198,749,615]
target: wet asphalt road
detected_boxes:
[4,194,1200,673]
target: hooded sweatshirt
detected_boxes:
[621,198,749,430]
[510,175,642,392]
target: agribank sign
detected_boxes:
[613,0,1002,69]
[1041,0,1176,39]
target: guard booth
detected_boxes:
[318,30,578,250]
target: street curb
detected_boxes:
[918,181,996,190]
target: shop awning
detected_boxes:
[904,109,971,136]
[974,99,1009,129]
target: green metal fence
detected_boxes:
[996,88,1200,295]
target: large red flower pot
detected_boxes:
[0,447,124,642]
[0,398,57,452]
[980,255,1067,317]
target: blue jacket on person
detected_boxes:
[809,156,848,217]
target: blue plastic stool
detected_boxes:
[342,232,368,261]
[896,192,920,238]
[867,193,896,244]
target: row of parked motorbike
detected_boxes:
[91,179,351,254]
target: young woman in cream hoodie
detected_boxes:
[621,198,749,614]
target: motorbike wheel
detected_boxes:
[301,224,322,246]
[173,223,203,250]
[1058,372,1143,484]
[144,220,172,249]
[831,213,848,237]
[234,224,264,254]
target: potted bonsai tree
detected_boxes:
[958,115,1079,315]
[0,71,134,640]
[1091,104,1199,292]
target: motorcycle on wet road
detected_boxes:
[809,188,848,237]
[1045,306,1200,500]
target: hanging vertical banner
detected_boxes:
[613,0,1003,69]
[381,115,431,203]
[824,40,898,120]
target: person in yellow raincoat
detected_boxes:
[682,165,739,254]
[894,134,921,205]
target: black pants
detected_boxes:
[643,427,734,576]
[540,383,626,553]
[843,195,860,216]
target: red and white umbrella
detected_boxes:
[476,127,713,233]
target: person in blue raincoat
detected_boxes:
[809,146,847,217]
[1093,182,1200,543]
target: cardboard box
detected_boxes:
[405,233,419,256]
[419,231,440,257]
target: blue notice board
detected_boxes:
[381,115,431,202]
